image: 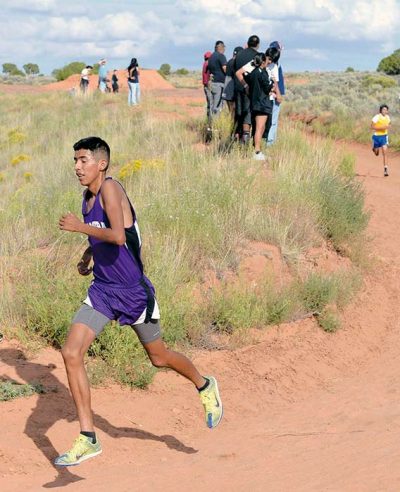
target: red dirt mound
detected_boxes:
[45,69,174,92]
[0,69,174,95]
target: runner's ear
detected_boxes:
[99,159,108,172]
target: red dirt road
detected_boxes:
[1,129,400,489]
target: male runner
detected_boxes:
[55,137,223,466]
[371,104,391,176]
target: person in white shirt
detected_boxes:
[80,65,92,94]
[264,47,282,144]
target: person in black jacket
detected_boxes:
[243,53,275,160]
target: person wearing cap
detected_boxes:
[206,41,227,116]
[266,41,285,145]
[234,35,261,143]
[202,51,212,121]
[222,46,243,119]
[98,59,108,93]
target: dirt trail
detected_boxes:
[1,124,400,490]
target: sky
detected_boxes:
[1,0,399,75]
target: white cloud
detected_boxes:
[7,0,57,12]
[1,0,399,72]
[293,48,327,60]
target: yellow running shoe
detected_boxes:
[54,434,102,466]
[199,376,223,429]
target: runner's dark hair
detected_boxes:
[73,136,110,171]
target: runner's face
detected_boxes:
[74,149,106,186]
[381,107,389,116]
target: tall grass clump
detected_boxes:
[0,91,368,386]
[246,126,369,257]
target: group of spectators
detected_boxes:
[202,35,285,160]
[79,58,141,106]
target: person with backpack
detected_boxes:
[243,53,275,160]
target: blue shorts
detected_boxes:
[372,135,388,148]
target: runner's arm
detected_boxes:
[59,181,126,245]
[371,122,390,131]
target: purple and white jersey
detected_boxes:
[82,178,157,325]
[83,177,145,287]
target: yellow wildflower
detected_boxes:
[118,160,142,180]
[8,128,26,144]
[11,154,31,166]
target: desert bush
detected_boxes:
[362,74,397,89]
[158,63,171,78]
[52,61,86,81]
[377,49,400,75]
[175,68,189,75]
[0,380,45,401]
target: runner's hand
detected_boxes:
[77,247,93,276]
[59,212,83,233]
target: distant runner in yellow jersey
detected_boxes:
[371,104,390,176]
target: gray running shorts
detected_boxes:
[72,303,162,344]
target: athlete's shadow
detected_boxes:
[0,348,197,489]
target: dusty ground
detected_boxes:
[1,87,400,491]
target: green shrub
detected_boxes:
[175,68,189,75]
[362,74,397,89]
[0,380,45,401]
[317,174,369,249]
[52,62,86,81]
[338,153,356,177]
[318,308,340,332]
[377,49,400,75]
[158,63,171,77]
[15,255,88,348]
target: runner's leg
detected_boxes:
[142,338,206,389]
[61,323,97,431]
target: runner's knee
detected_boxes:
[148,349,171,368]
[61,345,84,365]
